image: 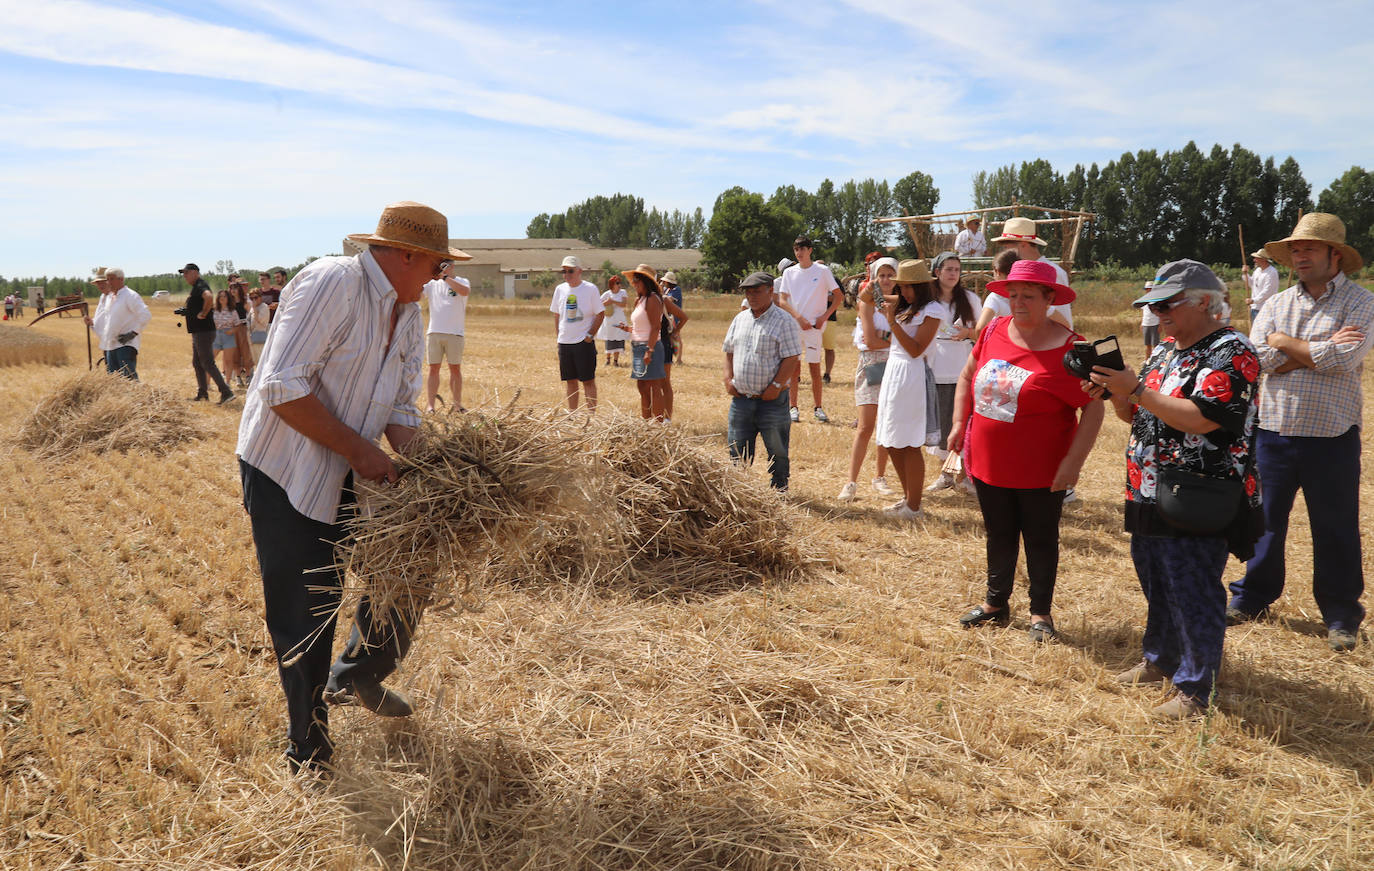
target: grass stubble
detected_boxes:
[0,285,1371,870]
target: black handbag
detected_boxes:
[1155,465,1244,535]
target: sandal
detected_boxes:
[1028,620,1058,643]
[959,605,1009,628]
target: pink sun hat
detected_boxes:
[984,259,1075,305]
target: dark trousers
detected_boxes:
[191,330,232,398]
[934,382,957,449]
[727,390,791,490]
[1229,427,1365,630]
[973,477,1066,614]
[1132,534,1229,705]
[105,346,138,380]
[240,461,416,767]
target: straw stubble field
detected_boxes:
[1,288,1372,870]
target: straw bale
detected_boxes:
[0,322,68,367]
[342,409,822,623]
[16,369,208,457]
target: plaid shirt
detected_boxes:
[1250,272,1374,437]
[722,303,803,397]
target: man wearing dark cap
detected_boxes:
[178,263,235,403]
[236,201,472,773]
[722,271,803,490]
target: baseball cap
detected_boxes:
[177,263,200,273]
[1133,259,1225,307]
[561,255,583,269]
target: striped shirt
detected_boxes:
[722,303,803,396]
[1250,272,1374,438]
[236,250,423,523]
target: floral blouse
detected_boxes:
[1124,326,1263,547]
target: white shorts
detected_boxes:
[800,328,822,364]
[427,332,465,365]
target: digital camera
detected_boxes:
[1062,335,1125,397]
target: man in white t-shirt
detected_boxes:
[548,255,605,411]
[424,261,470,413]
[775,236,840,422]
[1243,249,1280,321]
[954,216,987,257]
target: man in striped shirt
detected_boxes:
[236,202,471,773]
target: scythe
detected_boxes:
[29,301,94,370]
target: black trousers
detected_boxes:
[973,477,1066,615]
[240,461,416,767]
[191,330,231,398]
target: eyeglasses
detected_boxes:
[1146,294,1191,314]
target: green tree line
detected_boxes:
[527,193,707,249]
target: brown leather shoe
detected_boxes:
[325,679,414,717]
[1151,693,1205,720]
[1116,659,1170,685]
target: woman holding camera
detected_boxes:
[1086,260,1262,719]
[950,259,1103,642]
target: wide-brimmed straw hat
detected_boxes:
[991,216,1048,247]
[985,259,1076,305]
[90,267,108,284]
[621,264,660,290]
[894,259,933,285]
[347,201,471,261]
[1264,212,1363,275]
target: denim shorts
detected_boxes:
[213,331,236,351]
[631,341,666,380]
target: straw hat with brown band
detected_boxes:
[1263,212,1364,275]
[893,258,933,285]
[347,201,473,261]
[621,264,660,292]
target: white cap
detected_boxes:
[561,255,582,269]
[777,257,795,271]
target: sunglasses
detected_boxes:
[561,267,577,274]
[1146,294,1191,314]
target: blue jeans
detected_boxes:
[1229,427,1365,630]
[1132,534,1229,706]
[105,346,138,380]
[728,391,791,490]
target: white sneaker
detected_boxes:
[789,406,800,422]
[893,504,925,521]
[926,472,954,493]
[883,499,908,513]
[873,476,895,495]
[837,481,858,502]
[813,407,829,422]
[1062,487,1079,504]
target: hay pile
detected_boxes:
[342,409,821,617]
[17,369,209,457]
[0,322,67,367]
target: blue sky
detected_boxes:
[1,0,1370,277]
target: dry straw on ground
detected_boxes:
[17,369,208,457]
[0,322,68,367]
[342,408,821,622]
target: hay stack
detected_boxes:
[343,409,820,620]
[0,323,67,367]
[17,370,208,457]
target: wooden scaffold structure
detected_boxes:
[874,201,1097,289]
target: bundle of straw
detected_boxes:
[17,370,207,457]
[0,323,67,367]
[342,409,820,624]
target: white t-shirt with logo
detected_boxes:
[424,276,469,336]
[549,280,601,344]
[777,263,839,322]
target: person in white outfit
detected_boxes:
[1243,249,1280,321]
[954,215,987,257]
[86,267,151,380]
[875,259,944,519]
[837,257,897,501]
[925,253,982,491]
[423,261,470,412]
[598,275,630,367]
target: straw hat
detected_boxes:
[894,259,933,284]
[1249,249,1271,261]
[965,215,982,226]
[621,264,660,290]
[985,259,1075,305]
[1264,213,1362,275]
[347,201,472,261]
[660,271,679,286]
[991,216,1048,247]
[90,267,108,284]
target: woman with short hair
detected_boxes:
[1087,260,1262,718]
[951,259,1104,642]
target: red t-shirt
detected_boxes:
[966,318,1090,489]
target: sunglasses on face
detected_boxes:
[561,267,577,274]
[1146,294,1190,314]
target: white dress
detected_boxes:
[597,289,629,341]
[876,301,942,449]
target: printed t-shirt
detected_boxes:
[966,317,1091,489]
[549,280,601,343]
[777,263,839,322]
[424,276,469,336]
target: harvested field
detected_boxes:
[0,322,68,367]
[0,283,1371,870]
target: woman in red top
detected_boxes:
[948,259,1104,642]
